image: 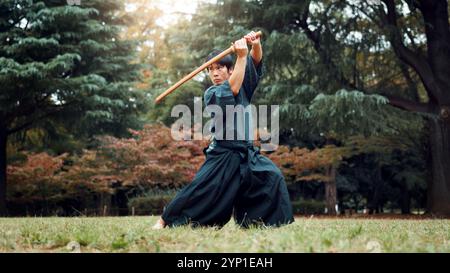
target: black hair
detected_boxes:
[205,49,234,71]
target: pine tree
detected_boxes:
[0,0,148,215]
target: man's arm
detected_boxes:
[229,38,248,96]
[245,31,262,66]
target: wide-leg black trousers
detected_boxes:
[161,141,294,228]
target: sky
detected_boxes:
[125,0,202,28]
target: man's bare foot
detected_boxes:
[152,218,166,229]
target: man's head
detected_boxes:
[205,49,234,86]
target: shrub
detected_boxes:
[6,124,208,216]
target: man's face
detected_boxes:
[207,63,233,85]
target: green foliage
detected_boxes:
[148,81,204,126]
[308,89,389,138]
[273,85,425,140]
[0,0,149,144]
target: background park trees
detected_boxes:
[1,0,448,216]
[0,0,149,215]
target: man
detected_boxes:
[153,31,294,229]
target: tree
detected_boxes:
[296,0,450,215]
[0,0,148,215]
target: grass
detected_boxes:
[0,216,449,253]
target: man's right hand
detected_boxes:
[233,38,248,58]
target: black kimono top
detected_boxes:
[203,55,264,146]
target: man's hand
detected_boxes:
[233,38,249,59]
[244,31,261,47]
[245,31,262,66]
[229,38,248,96]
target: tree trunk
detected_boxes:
[324,165,337,215]
[0,122,7,216]
[427,117,450,216]
[422,0,450,216]
[400,188,411,214]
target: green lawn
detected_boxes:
[0,216,448,253]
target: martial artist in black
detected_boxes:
[153,31,294,229]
